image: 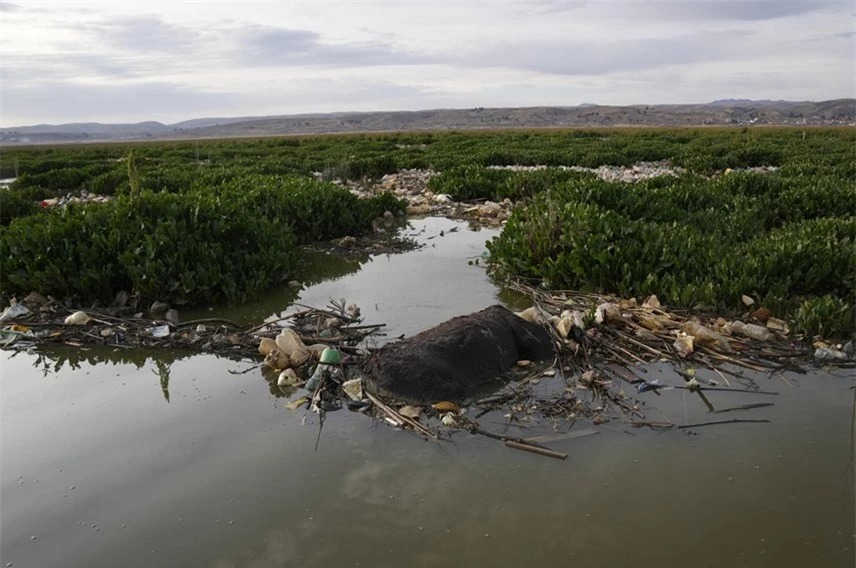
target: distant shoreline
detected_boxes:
[2,100,853,146]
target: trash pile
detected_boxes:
[488,162,779,182]
[256,283,852,460]
[39,190,112,208]
[0,295,385,362]
[2,285,851,462]
[316,164,781,229]
[318,168,516,227]
[488,161,686,183]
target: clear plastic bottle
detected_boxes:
[731,320,772,341]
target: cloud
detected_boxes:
[516,0,587,15]
[469,31,749,76]
[3,53,144,84]
[75,15,201,53]
[235,24,429,67]
[1,81,239,126]
[0,2,852,125]
[0,76,434,126]
[600,0,846,22]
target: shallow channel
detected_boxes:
[2,218,854,567]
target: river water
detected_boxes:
[2,218,854,567]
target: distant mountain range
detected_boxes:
[2,99,853,145]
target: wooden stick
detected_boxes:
[342,323,386,331]
[365,392,438,440]
[673,385,778,395]
[504,440,568,460]
[524,429,598,443]
[711,367,731,387]
[678,418,770,429]
[468,423,567,460]
[294,303,359,323]
[698,346,769,372]
[712,402,774,414]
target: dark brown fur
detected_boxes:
[363,305,554,403]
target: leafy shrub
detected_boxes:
[791,296,854,338]
[427,165,514,200]
[0,179,404,306]
[0,190,41,225]
[487,177,856,334]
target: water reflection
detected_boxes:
[181,250,371,325]
[19,344,195,376]
[10,218,515,406]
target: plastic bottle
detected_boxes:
[731,320,772,342]
[814,348,849,362]
[681,321,733,353]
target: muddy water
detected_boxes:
[2,218,854,568]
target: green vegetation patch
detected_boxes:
[1,127,852,333]
[0,177,403,306]
[487,170,856,336]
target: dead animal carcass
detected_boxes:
[363,305,554,403]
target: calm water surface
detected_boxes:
[2,218,854,567]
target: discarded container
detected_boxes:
[263,349,290,370]
[346,303,361,319]
[64,310,91,325]
[638,315,664,332]
[277,369,300,387]
[305,362,331,391]
[305,373,321,392]
[258,337,277,356]
[634,328,658,342]
[765,317,789,334]
[731,320,772,342]
[681,321,732,353]
[556,316,574,339]
[399,405,421,419]
[0,303,29,322]
[165,309,180,325]
[149,325,170,338]
[642,295,661,310]
[307,343,328,354]
[149,301,170,315]
[0,329,31,346]
[637,380,661,393]
[342,378,364,401]
[346,400,372,412]
[595,303,623,325]
[441,413,457,427]
[814,348,849,362]
[516,306,543,324]
[673,334,694,357]
[275,329,310,367]
[432,401,460,413]
[319,347,341,365]
[752,307,771,324]
[742,295,755,307]
[285,397,308,411]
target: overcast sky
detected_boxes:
[1,0,853,126]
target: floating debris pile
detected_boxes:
[0,296,384,362]
[317,168,517,226]
[2,286,850,461]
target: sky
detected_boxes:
[0,0,853,126]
